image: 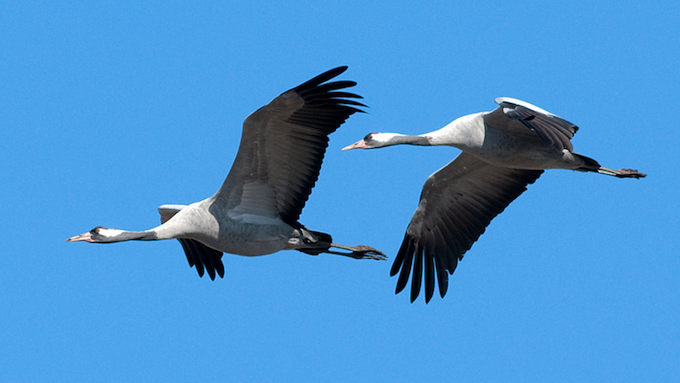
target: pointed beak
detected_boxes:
[342,139,368,151]
[66,231,94,242]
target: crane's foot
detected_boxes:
[598,167,646,178]
[328,243,387,260]
[616,168,646,178]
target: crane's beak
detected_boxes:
[342,139,368,151]
[66,231,94,242]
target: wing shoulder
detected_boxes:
[495,97,578,152]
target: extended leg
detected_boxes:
[327,243,387,260]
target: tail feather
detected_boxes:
[295,226,333,255]
[573,153,601,172]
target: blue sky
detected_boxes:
[2,1,678,382]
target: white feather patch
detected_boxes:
[495,97,556,117]
[97,228,125,238]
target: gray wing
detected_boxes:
[215,67,365,225]
[495,97,578,152]
[158,205,224,280]
[390,153,543,303]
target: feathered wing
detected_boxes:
[390,153,543,303]
[494,97,578,152]
[158,205,224,280]
[214,66,365,225]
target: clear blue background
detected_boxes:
[2,1,678,382]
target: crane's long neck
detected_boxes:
[67,201,216,244]
[101,227,174,242]
[68,219,190,244]
[64,227,159,243]
[374,112,486,150]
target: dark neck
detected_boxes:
[388,134,431,147]
[121,231,158,241]
[95,230,158,243]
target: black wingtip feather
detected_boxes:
[215,257,225,278]
[410,244,423,303]
[424,249,436,303]
[178,239,195,267]
[289,66,349,94]
[177,238,224,280]
[391,235,412,276]
[309,80,358,94]
[395,245,414,295]
[435,254,449,298]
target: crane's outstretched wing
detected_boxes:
[391,153,543,303]
[215,67,366,225]
[158,205,224,280]
[494,97,578,152]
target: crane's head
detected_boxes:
[342,132,403,150]
[66,227,126,243]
